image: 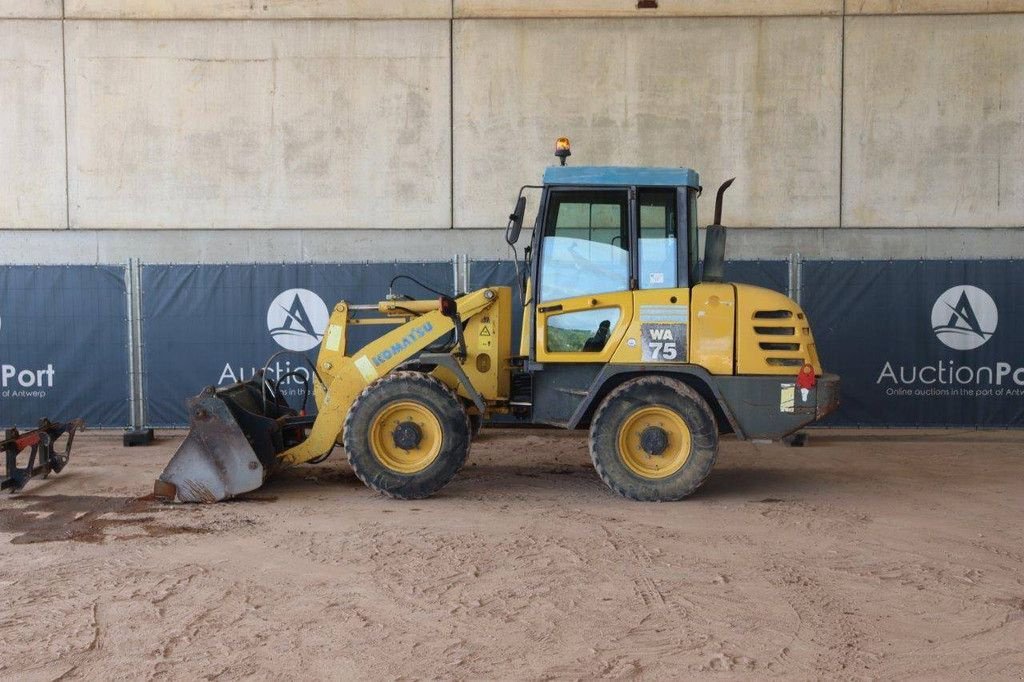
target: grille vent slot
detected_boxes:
[754,326,795,336]
[766,358,804,367]
[759,342,800,351]
[753,310,792,319]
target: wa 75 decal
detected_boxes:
[639,305,688,363]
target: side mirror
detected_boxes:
[506,196,527,246]
[703,178,735,283]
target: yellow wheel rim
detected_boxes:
[369,401,443,474]
[617,406,691,480]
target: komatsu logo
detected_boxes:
[931,285,997,351]
[267,289,329,352]
[371,322,434,366]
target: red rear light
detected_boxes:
[796,363,816,390]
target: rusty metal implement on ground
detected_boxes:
[2,418,84,492]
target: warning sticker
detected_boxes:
[780,383,795,413]
[325,324,343,352]
[354,356,377,383]
[478,323,493,349]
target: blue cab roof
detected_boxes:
[542,165,700,189]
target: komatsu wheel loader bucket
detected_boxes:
[155,379,297,503]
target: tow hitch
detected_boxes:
[2,418,84,492]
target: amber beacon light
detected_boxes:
[554,137,571,166]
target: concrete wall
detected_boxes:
[453,17,841,228]
[1,2,1022,263]
[65,20,450,229]
[843,14,1024,228]
[0,20,66,229]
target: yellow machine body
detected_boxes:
[530,282,822,375]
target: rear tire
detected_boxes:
[343,371,470,499]
[589,376,718,501]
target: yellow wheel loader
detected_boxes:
[155,143,839,503]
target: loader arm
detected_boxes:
[280,288,499,465]
[155,287,504,502]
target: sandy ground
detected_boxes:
[1,428,1023,680]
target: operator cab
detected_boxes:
[513,165,702,362]
[536,166,699,308]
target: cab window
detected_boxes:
[539,189,629,302]
[638,188,678,290]
[545,308,622,353]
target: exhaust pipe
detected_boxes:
[702,178,734,283]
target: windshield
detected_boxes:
[538,189,630,302]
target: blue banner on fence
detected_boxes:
[723,260,788,294]
[802,260,1024,427]
[0,266,129,427]
[141,262,454,426]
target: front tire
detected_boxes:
[343,371,470,499]
[588,376,718,501]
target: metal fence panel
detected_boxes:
[0,265,130,427]
[802,260,1024,427]
[722,260,789,294]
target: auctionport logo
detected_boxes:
[931,285,997,351]
[266,288,329,352]
[877,283,1024,397]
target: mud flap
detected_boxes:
[155,389,266,503]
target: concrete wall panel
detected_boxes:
[843,15,1024,227]
[848,0,1024,14]
[453,17,841,229]
[455,0,841,18]
[0,20,67,229]
[65,0,450,19]
[65,20,450,229]
[0,1,61,18]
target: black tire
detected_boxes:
[343,371,470,499]
[468,413,483,440]
[588,376,718,501]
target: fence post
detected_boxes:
[123,258,153,446]
[451,255,459,295]
[124,259,136,428]
[793,252,804,305]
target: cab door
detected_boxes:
[613,187,692,365]
[535,187,634,364]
